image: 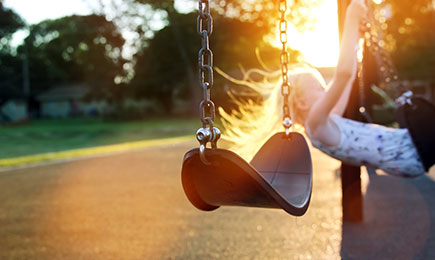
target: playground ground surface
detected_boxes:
[0,139,435,260]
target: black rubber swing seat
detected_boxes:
[397,97,435,171]
[181,132,313,216]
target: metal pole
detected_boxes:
[22,43,30,97]
[337,0,363,222]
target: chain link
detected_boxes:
[357,2,415,121]
[279,0,292,135]
[356,49,373,122]
[198,0,214,127]
[360,8,405,100]
[196,0,220,164]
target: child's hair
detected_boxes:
[217,65,326,160]
[288,67,327,124]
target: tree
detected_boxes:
[130,10,289,113]
[0,1,24,51]
[0,2,25,106]
[380,0,435,80]
[90,0,318,114]
[134,0,319,32]
[130,12,196,113]
[20,14,126,100]
[130,0,311,111]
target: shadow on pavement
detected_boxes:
[341,172,435,260]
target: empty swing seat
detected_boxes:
[181,132,313,216]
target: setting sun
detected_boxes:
[273,0,340,67]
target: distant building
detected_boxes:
[0,86,28,123]
[37,84,109,118]
[0,99,28,122]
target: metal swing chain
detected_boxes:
[360,8,411,105]
[356,52,374,122]
[279,0,293,136]
[196,0,221,165]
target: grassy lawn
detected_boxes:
[0,117,199,159]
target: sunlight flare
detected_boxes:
[271,0,340,67]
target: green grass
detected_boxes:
[0,117,200,159]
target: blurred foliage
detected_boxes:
[0,0,317,116]
[135,0,319,33]
[0,1,24,49]
[127,0,311,113]
[1,0,433,118]
[130,11,288,113]
[380,0,435,80]
[0,2,25,102]
[130,12,194,113]
[20,15,126,99]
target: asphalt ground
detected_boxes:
[0,140,434,260]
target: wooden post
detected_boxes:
[337,0,363,222]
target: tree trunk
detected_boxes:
[338,0,363,223]
[166,8,200,116]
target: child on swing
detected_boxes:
[288,0,426,177]
[220,0,429,177]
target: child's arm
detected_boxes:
[331,62,358,116]
[307,0,366,130]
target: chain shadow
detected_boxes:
[340,168,435,260]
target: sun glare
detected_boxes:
[273,0,339,68]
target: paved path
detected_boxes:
[0,141,434,259]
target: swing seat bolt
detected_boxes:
[283,119,293,136]
[212,127,221,142]
[283,118,293,128]
[196,128,211,144]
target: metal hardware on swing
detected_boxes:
[195,0,294,164]
[396,90,414,106]
[279,0,293,136]
[196,0,220,165]
[359,10,411,104]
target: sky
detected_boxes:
[3,0,92,25]
[2,0,195,25]
[3,0,93,48]
[3,0,339,67]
